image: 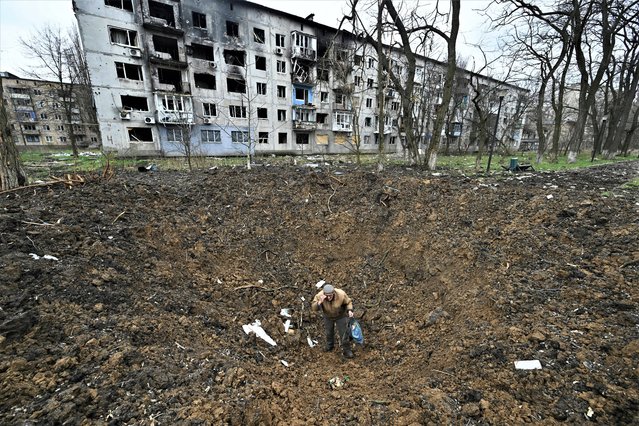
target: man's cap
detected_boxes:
[323,284,334,295]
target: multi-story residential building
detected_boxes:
[74,0,526,157]
[0,72,101,148]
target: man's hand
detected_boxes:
[318,293,327,305]
[348,310,354,318]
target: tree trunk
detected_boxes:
[424,0,460,170]
[0,133,27,191]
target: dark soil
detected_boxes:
[1,161,638,425]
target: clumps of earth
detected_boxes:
[1,160,638,425]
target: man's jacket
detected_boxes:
[311,288,353,320]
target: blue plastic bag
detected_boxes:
[349,318,364,345]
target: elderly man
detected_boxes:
[311,283,354,359]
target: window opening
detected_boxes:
[194,73,216,90]
[121,95,148,111]
[149,1,175,27]
[226,77,246,93]
[191,43,214,61]
[192,12,207,28]
[157,68,182,91]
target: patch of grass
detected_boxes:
[621,177,639,189]
[20,149,636,179]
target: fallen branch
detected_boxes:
[432,369,454,376]
[327,187,337,213]
[0,174,85,195]
[112,210,127,224]
[234,284,297,292]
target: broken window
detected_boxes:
[110,27,138,46]
[202,129,221,143]
[320,92,328,102]
[277,109,286,121]
[367,78,374,88]
[276,60,286,73]
[258,132,268,143]
[354,55,362,66]
[391,101,399,111]
[277,85,286,98]
[253,28,265,43]
[229,105,247,118]
[335,93,344,104]
[224,50,245,67]
[192,11,206,29]
[278,132,287,144]
[226,77,246,93]
[317,68,329,81]
[256,82,267,95]
[295,87,310,103]
[128,127,153,142]
[105,0,132,11]
[191,43,214,61]
[152,35,179,61]
[231,131,249,143]
[296,133,309,144]
[354,76,361,86]
[121,95,148,111]
[366,98,372,108]
[257,108,268,119]
[160,95,184,111]
[367,58,375,69]
[365,117,372,127]
[335,49,348,61]
[115,62,143,80]
[316,113,328,123]
[202,102,217,116]
[255,56,266,70]
[157,68,182,91]
[149,1,175,27]
[226,21,239,37]
[275,34,285,47]
[167,128,183,142]
[194,73,216,90]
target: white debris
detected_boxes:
[279,308,292,318]
[283,319,291,333]
[514,360,542,370]
[242,320,277,346]
[307,337,318,348]
[280,360,289,367]
[300,296,306,302]
[29,253,59,261]
[546,194,554,199]
[586,407,594,419]
[316,279,325,289]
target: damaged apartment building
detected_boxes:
[74,0,526,157]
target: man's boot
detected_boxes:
[343,348,354,359]
[324,343,334,352]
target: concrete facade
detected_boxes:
[74,0,526,157]
[0,72,101,149]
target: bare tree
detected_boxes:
[0,85,27,190]
[20,25,92,157]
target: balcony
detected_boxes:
[293,120,317,131]
[292,46,317,61]
[10,93,30,99]
[149,52,187,69]
[157,110,193,124]
[142,15,183,36]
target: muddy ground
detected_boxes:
[1,160,638,425]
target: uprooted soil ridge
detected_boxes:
[1,161,638,425]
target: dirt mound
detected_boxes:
[1,161,638,425]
